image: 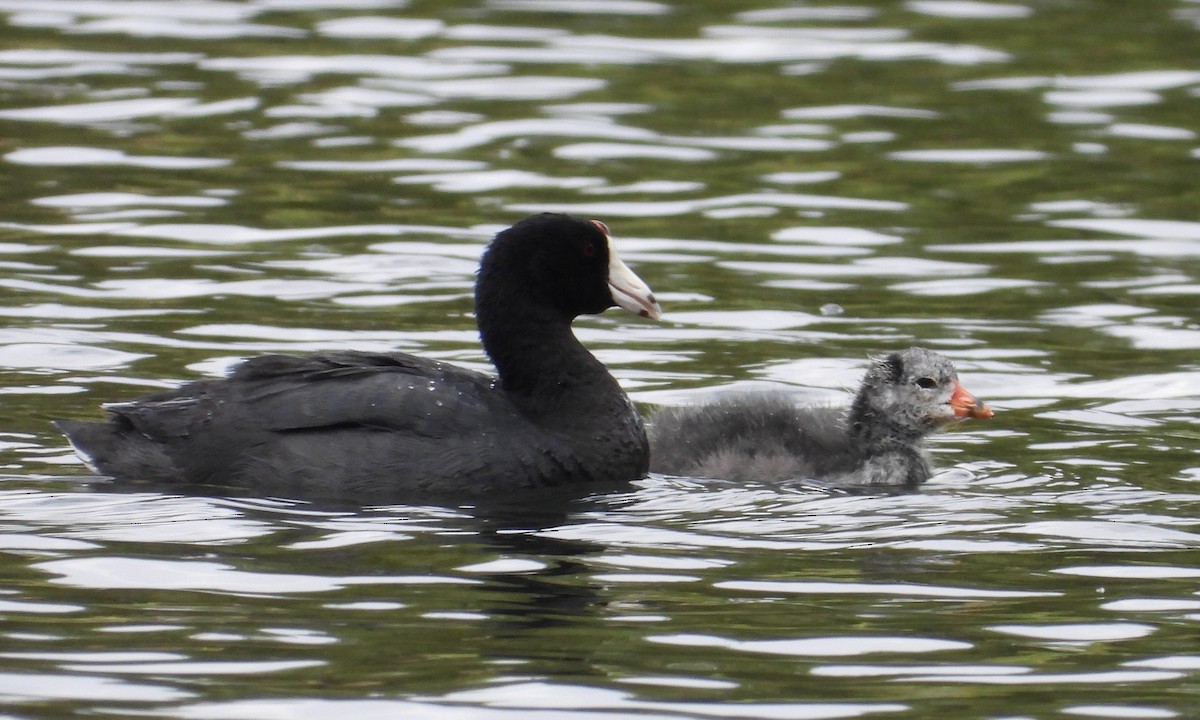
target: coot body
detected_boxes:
[57,213,662,501]
[648,347,992,490]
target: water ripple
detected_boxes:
[510,192,907,218]
[200,55,507,84]
[317,16,445,40]
[36,556,478,593]
[906,1,1033,19]
[0,670,192,703]
[0,3,1197,718]
[434,26,1009,65]
[0,97,256,124]
[6,146,229,168]
[650,633,971,657]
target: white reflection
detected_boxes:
[763,171,842,184]
[772,226,902,245]
[294,86,432,111]
[812,663,1029,677]
[649,633,970,657]
[200,55,506,84]
[0,0,251,20]
[6,146,229,168]
[1125,656,1200,670]
[0,98,200,123]
[907,670,1179,684]
[442,23,569,41]
[61,659,324,675]
[1102,599,1200,611]
[68,17,303,39]
[585,180,706,194]
[394,169,603,192]
[723,256,985,279]
[254,0,409,8]
[574,25,1007,65]
[931,239,1200,258]
[718,580,1057,599]
[555,142,716,161]
[592,573,700,583]
[1060,69,1200,90]
[619,675,738,689]
[1044,89,1161,107]
[279,158,484,172]
[509,191,906,217]
[32,192,225,208]
[457,558,547,573]
[156,691,908,720]
[0,48,200,64]
[1062,706,1177,719]
[36,556,477,593]
[906,1,1032,19]
[1052,218,1200,239]
[956,69,1200,92]
[890,277,1045,296]
[428,25,1007,65]
[1054,565,1200,579]
[0,599,84,613]
[0,343,147,370]
[369,75,605,100]
[488,0,670,15]
[0,670,192,702]
[591,553,733,570]
[890,148,1049,162]
[10,221,471,245]
[402,110,483,127]
[737,6,878,22]
[988,622,1156,642]
[785,104,938,119]
[316,16,443,39]
[1107,123,1196,140]
[398,117,657,153]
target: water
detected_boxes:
[1,0,1199,717]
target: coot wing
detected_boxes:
[109,351,512,441]
[234,351,511,435]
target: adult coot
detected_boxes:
[57,213,662,501]
[648,347,993,490]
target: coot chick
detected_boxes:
[648,347,993,490]
[57,213,662,501]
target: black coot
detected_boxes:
[648,347,993,489]
[57,213,662,500]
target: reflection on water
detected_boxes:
[0,0,1198,718]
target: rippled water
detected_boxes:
[1,1,1198,718]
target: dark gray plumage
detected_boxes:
[56,213,662,502]
[648,347,993,490]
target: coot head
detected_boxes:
[852,346,993,442]
[477,213,661,323]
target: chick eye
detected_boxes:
[915,377,937,389]
[581,243,597,258]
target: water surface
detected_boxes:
[1,1,1198,718]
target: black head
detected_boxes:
[477,213,660,322]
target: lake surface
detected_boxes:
[1,0,1199,718]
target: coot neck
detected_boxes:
[476,286,617,412]
[847,393,923,451]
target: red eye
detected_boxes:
[581,243,597,258]
[589,219,610,235]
